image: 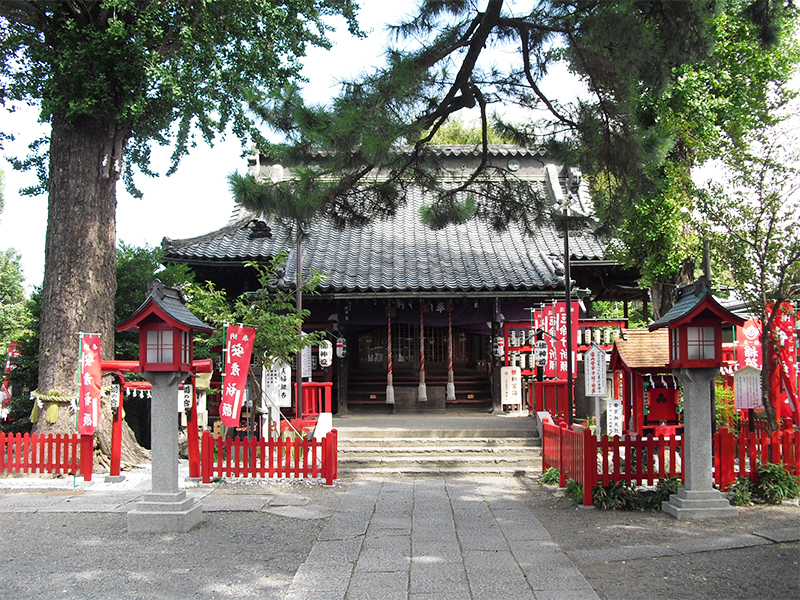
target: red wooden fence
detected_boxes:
[201,429,338,485]
[543,418,799,505]
[0,432,94,480]
[293,382,333,418]
[714,425,800,491]
[542,421,683,506]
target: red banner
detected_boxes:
[219,325,256,427]
[554,301,580,380]
[736,318,762,371]
[543,305,556,378]
[78,335,102,435]
[1,342,21,417]
[769,303,797,419]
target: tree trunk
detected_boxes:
[34,113,124,434]
[650,257,696,321]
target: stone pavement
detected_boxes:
[1,467,798,599]
[285,475,599,600]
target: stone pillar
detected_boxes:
[663,367,737,519]
[128,371,203,533]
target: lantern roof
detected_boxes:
[648,278,745,332]
[117,279,214,334]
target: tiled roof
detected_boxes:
[165,186,607,294]
[120,280,214,333]
[613,329,670,370]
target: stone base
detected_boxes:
[393,386,445,414]
[127,491,203,533]
[662,488,738,520]
[104,475,126,483]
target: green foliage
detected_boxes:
[0,248,32,343]
[593,477,682,510]
[715,382,740,431]
[729,477,754,506]
[540,467,561,485]
[0,392,34,434]
[425,118,515,146]
[755,463,800,504]
[187,255,324,366]
[0,1,363,192]
[564,478,583,506]
[115,242,194,360]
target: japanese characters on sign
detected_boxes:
[318,340,333,368]
[501,366,522,408]
[734,366,761,410]
[736,319,762,371]
[262,358,292,408]
[583,343,607,398]
[78,335,102,435]
[606,399,623,437]
[219,325,256,427]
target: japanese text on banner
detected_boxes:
[78,335,101,435]
[219,325,256,427]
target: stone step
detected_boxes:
[338,438,542,452]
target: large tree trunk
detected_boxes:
[33,113,123,434]
[650,257,696,321]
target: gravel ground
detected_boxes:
[0,478,350,600]
[516,477,800,600]
[0,473,797,600]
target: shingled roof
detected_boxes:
[611,329,671,371]
[163,147,615,296]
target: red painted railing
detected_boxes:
[293,382,333,418]
[201,429,338,485]
[543,420,684,506]
[0,432,94,480]
[714,424,800,491]
[543,417,799,505]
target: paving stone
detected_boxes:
[345,571,409,600]
[263,504,333,520]
[270,492,310,506]
[752,527,800,543]
[352,547,411,573]
[409,562,469,595]
[412,541,463,564]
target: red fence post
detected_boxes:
[80,434,93,481]
[582,427,595,506]
[558,422,567,488]
[201,430,212,483]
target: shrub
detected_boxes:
[728,477,754,506]
[540,467,560,485]
[565,478,583,506]
[593,477,682,511]
[755,463,800,504]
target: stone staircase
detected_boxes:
[335,423,543,475]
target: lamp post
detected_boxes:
[649,278,744,519]
[555,193,575,426]
[118,280,214,533]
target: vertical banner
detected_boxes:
[1,342,21,417]
[554,302,580,380]
[736,318,762,371]
[78,335,102,435]
[219,325,256,427]
[543,304,556,378]
[771,303,797,419]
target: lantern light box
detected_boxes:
[118,280,214,373]
[650,278,744,370]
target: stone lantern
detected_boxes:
[649,278,744,519]
[118,280,214,533]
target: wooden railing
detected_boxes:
[201,429,338,485]
[543,417,799,505]
[714,424,799,491]
[294,382,333,418]
[0,432,94,480]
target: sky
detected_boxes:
[0,2,425,292]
